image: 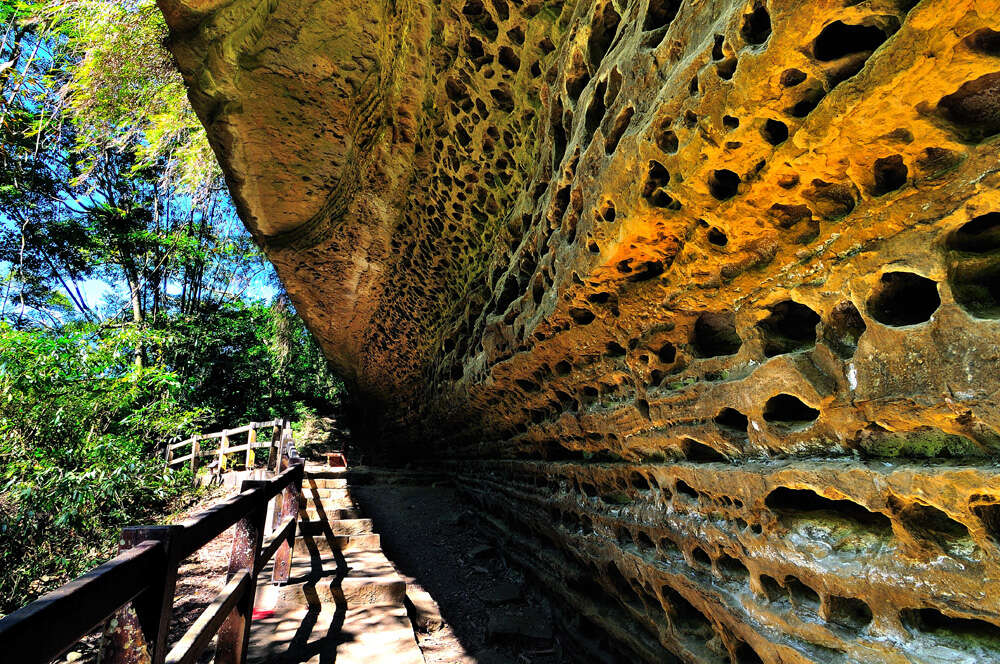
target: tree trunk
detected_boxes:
[124,264,145,369]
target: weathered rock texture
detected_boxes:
[159,0,1000,661]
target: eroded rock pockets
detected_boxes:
[159,0,1000,662]
[457,459,1000,663]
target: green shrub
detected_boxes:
[0,324,200,612]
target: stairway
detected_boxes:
[247,464,425,664]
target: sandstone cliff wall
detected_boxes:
[159,0,1000,660]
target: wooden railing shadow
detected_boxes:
[0,419,305,664]
[300,475,349,577]
[251,591,349,664]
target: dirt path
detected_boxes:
[351,484,565,664]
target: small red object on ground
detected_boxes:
[327,452,347,468]
[252,608,275,620]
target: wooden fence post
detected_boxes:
[272,458,304,585]
[215,482,267,664]
[191,436,201,476]
[279,421,294,471]
[245,425,256,469]
[99,526,181,664]
[268,422,282,472]
[218,430,230,479]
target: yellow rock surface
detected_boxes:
[160,0,1000,660]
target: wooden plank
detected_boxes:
[169,438,271,465]
[0,540,163,664]
[216,480,267,664]
[175,491,262,560]
[185,442,270,457]
[220,424,253,437]
[218,443,251,456]
[188,441,259,459]
[169,421,279,453]
[258,516,295,568]
[163,571,250,664]
[99,526,182,664]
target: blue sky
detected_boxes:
[0,26,281,322]
[76,273,279,308]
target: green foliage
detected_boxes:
[44,0,221,195]
[0,323,201,612]
[1,7,261,330]
[0,305,343,613]
[162,299,344,430]
[0,2,346,616]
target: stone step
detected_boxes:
[303,468,348,479]
[302,480,348,492]
[246,604,423,664]
[278,576,405,608]
[301,487,352,500]
[294,528,381,553]
[329,518,374,535]
[342,550,406,607]
[403,577,445,633]
[295,517,374,535]
[303,477,350,489]
[276,551,406,607]
[246,606,339,664]
[336,604,425,664]
[248,465,424,663]
[300,494,355,510]
[323,507,364,520]
[301,504,356,521]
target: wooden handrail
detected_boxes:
[167,420,284,451]
[0,419,305,664]
[176,464,303,560]
[165,571,251,664]
[0,540,164,664]
[166,420,290,485]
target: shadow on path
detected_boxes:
[352,484,563,664]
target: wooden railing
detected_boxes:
[0,420,305,664]
[166,419,286,480]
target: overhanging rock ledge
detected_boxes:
[159,0,1000,661]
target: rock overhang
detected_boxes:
[160,0,1000,660]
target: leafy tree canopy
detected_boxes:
[0,3,346,613]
